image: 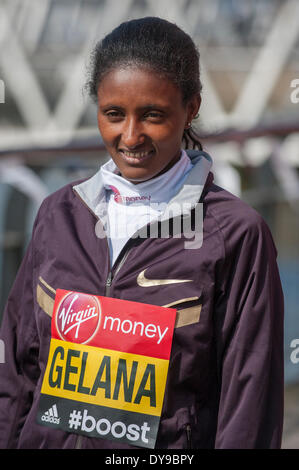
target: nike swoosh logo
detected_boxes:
[137,269,193,287]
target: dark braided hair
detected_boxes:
[86,17,203,150]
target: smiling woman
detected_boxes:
[0,17,284,450]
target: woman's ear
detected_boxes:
[187,94,201,124]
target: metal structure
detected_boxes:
[0,0,298,148]
[0,0,298,196]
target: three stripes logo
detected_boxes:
[41,404,60,425]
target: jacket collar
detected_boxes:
[72,150,213,221]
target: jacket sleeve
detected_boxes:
[214,211,284,449]
[0,233,40,448]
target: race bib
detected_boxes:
[37,289,176,449]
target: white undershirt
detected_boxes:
[99,150,193,265]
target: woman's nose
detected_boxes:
[120,118,145,148]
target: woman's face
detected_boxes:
[97,66,200,183]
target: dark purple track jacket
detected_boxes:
[0,150,284,449]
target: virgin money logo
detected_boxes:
[109,185,124,204]
[55,292,101,344]
[109,185,151,204]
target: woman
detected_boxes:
[0,17,284,449]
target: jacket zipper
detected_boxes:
[105,271,113,297]
[105,247,131,297]
[185,424,192,449]
[75,434,83,449]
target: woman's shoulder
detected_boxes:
[31,177,92,232]
[203,177,272,246]
[37,177,89,214]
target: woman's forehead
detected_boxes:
[97,66,182,105]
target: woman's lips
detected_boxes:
[118,149,155,164]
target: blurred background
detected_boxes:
[0,0,298,448]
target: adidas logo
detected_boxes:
[41,404,60,424]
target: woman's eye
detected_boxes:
[102,110,164,121]
[145,112,164,120]
[105,110,123,119]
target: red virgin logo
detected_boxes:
[109,185,151,204]
[109,185,124,204]
[55,292,101,344]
